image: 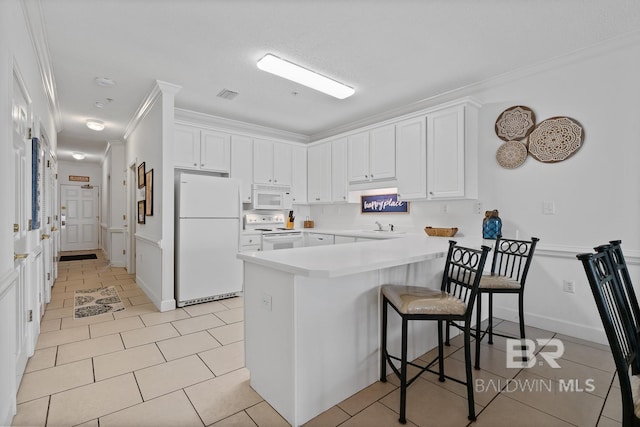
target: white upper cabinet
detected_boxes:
[291,145,307,204]
[395,116,427,200]
[307,142,332,203]
[230,135,253,203]
[369,125,396,180]
[253,139,292,186]
[200,130,231,172]
[174,124,231,173]
[426,104,467,199]
[348,124,396,183]
[331,138,348,202]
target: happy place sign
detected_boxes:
[361,194,409,214]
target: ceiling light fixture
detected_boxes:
[94,77,116,87]
[72,152,85,160]
[257,54,354,99]
[86,119,105,131]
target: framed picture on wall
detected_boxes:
[137,200,146,224]
[137,162,146,188]
[145,169,153,216]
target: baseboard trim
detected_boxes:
[493,306,608,345]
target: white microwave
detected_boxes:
[252,184,292,210]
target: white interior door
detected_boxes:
[61,184,99,251]
[12,69,31,387]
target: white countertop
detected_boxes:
[237,233,482,278]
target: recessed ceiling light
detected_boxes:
[94,77,116,87]
[257,54,354,99]
[72,152,85,160]
[94,101,105,108]
[86,119,105,131]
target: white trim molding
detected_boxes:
[0,269,19,300]
[124,80,181,140]
[20,0,61,129]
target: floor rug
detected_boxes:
[74,286,125,319]
[60,254,98,262]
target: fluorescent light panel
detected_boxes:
[257,54,354,99]
[72,152,85,160]
[86,119,104,131]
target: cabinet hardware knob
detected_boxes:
[41,234,50,240]
[14,253,28,260]
[193,163,197,166]
[13,223,19,232]
[365,175,368,178]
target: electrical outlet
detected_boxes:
[261,293,272,311]
[474,202,483,214]
[543,201,556,215]
[442,204,448,213]
[563,280,575,293]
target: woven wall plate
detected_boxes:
[528,116,584,162]
[495,105,536,141]
[496,140,528,169]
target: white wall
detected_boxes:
[310,34,640,344]
[125,81,180,311]
[0,0,59,424]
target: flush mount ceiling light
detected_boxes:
[257,54,354,99]
[72,152,85,160]
[86,119,104,131]
[94,77,116,87]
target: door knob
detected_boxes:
[41,234,50,240]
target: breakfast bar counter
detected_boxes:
[237,235,478,426]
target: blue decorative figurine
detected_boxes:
[483,209,502,239]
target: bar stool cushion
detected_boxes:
[381,285,466,315]
[479,274,521,289]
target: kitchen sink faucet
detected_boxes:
[375,221,383,231]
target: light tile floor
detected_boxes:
[12,251,622,426]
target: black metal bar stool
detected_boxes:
[380,240,490,424]
[473,236,539,369]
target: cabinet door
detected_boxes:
[273,143,292,186]
[291,145,307,204]
[174,125,200,169]
[396,117,427,200]
[307,143,332,203]
[253,139,274,184]
[347,131,370,182]
[427,105,465,199]
[230,135,253,203]
[331,138,348,202]
[369,124,396,180]
[200,130,231,173]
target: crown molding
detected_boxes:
[175,107,310,144]
[311,30,640,142]
[21,0,62,131]
[124,80,182,140]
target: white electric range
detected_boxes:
[243,212,303,251]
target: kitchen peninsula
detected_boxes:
[238,234,478,426]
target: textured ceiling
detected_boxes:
[38,0,640,162]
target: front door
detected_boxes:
[61,184,99,251]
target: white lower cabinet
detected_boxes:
[334,235,356,244]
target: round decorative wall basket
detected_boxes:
[496,140,528,169]
[528,116,584,162]
[495,105,536,142]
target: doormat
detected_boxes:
[60,254,98,262]
[74,286,125,319]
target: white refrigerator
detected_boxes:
[175,173,243,306]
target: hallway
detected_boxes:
[12,251,624,426]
